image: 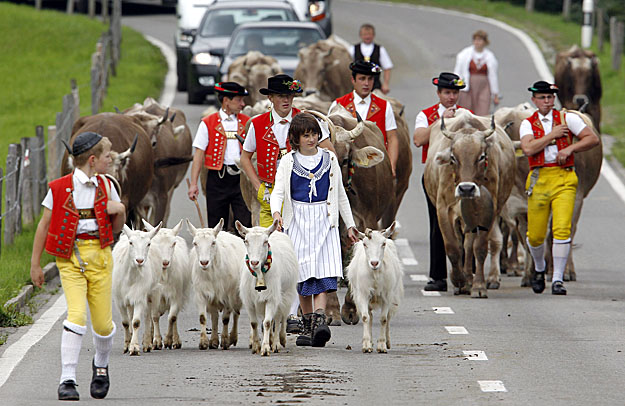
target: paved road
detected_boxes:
[2,1,625,404]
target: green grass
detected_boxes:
[388,0,625,161]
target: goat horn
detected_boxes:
[484,115,495,138]
[157,107,169,126]
[440,116,453,139]
[169,112,177,122]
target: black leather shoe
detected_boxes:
[58,380,79,401]
[286,315,301,334]
[551,281,567,295]
[424,279,447,292]
[531,272,545,294]
[90,360,110,399]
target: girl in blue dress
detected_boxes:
[271,112,359,347]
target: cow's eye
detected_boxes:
[129,241,133,246]
[147,243,151,247]
[449,154,457,164]
[479,153,487,162]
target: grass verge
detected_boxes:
[387,0,625,161]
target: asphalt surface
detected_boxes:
[2,0,625,404]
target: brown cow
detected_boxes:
[294,37,352,101]
[555,45,602,131]
[424,109,515,298]
[227,51,282,106]
[63,113,155,226]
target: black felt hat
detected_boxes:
[528,80,559,94]
[62,132,103,156]
[349,59,382,76]
[432,72,466,90]
[259,74,303,95]
[214,82,249,97]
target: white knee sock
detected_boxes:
[552,239,571,283]
[60,321,86,384]
[527,238,546,273]
[289,297,299,317]
[93,322,116,368]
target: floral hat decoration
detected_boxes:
[432,72,466,90]
[259,74,304,95]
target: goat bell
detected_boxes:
[255,278,267,291]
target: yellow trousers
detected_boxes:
[257,182,275,227]
[526,166,578,247]
[56,239,114,336]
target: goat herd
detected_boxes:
[111,218,403,357]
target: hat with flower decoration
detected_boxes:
[528,80,559,94]
[259,74,303,95]
[349,59,382,77]
[214,81,249,97]
[432,72,466,90]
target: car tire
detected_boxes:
[187,87,204,105]
[177,59,188,92]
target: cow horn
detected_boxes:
[484,115,496,138]
[347,121,365,140]
[305,110,338,143]
[355,111,363,123]
[114,106,121,114]
[61,139,73,156]
[440,116,453,139]
[169,112,177,122]
[158,108,169,126]
[118,133,139,160]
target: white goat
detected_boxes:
[188,218,245,350]
[142,219,190,350]
[112,223,162,355]
[347,222,404,353]
[235,219,298,356]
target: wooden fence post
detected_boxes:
[71,79,80,124]
[35,0,42,10]
[611,18,624,71]
[47,125,60,181]
[0,167,3,256]
[89,0,96,18]
[4,144,22,246]
[597,8,605,53]
[102,0,109,21]
[66,0,75,15]
[20,137,34,227]
[525,0,534,13]
[562,0,571,20]
[34,126,47,217]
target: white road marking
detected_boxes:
[433,307,454,314]
[395,238,409,247]
[421,290,441,297]
[144,35,177,108]
[445,326,469,335]
[0,294,67,389]
[478,380,507,392]
[410,274,428,282]
[463,350,488,361]
[402,257,419,266]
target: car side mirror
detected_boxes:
[182,29,197,40]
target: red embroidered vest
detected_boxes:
[45,174,114,259]
[250,107,300,184]
[202,112,250,170]
[336,93,388,148]
[527,110,574,169]
[420,104,468,163]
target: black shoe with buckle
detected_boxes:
[58,380,79,401]
[90,360,110,399]
[551,281,567,295]
[424,279,447,292]
[531,272,546,294]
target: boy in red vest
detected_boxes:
[413,72,466,292]
[240,73,334,228]
[329,59,399,177]
[188,81,251,230]
[30,132,126,400]
[520,80,599,295]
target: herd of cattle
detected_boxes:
[62,38,603,346]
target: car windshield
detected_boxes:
[228,27,323,57]
[199,8,297,37]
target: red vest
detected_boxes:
[202,112,250,170]
[250,108,300,184]
[45,174,114,259]
[527,110,574,169]
[336,93,388,148]
[419,104,468,163]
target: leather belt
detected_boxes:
[78,209,96,220]
[76,232,99,240]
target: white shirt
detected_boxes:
[453,45,499,95]
[519,110,587,163]
[192,109,241,166]
[294,150,323,170]
[414,103,457,131]
[349,43,394,70]
[243,108,330,152]
[42,168,121,234]
[328,91,397,132]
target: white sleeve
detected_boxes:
[328,100,338,115]
[385,102,397,131]
[270,157,287,214]
[348,45,355,59]
[487,50,500,96]
[566,113,588,136]
[519,119,533,140]
[414,111,428,131]
[192,121,209,150]
[317,118,330,141]
[378,46,394,70]
[243,122,257,152]
[42,188,53,210]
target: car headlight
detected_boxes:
[309,1,326,21]
[192,53,220,65]
[179,33,194,44]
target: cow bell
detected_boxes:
[255,278,267,291]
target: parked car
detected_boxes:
[220,21,325,79]
[175,0,214,91]
[186,1,299,104]
[288,0,332,37]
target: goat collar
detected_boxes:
[246,244,272,277]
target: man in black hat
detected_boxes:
[329,59,399,177]
[349,23,393,94]
[413,72,467,292]
[520,80,599,295]
[188,82,252,230]
[240,74,334,227]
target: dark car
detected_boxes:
[186,1,299,104]
[220,21,325,79]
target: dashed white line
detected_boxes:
[395,238,409,247]
[445,326,469,335]
[478,380,507,392]
[402,257,419,266]
[432,307,454,314]
[421,290,441,297]
[410,274,428,282]
[463,350,488,361]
